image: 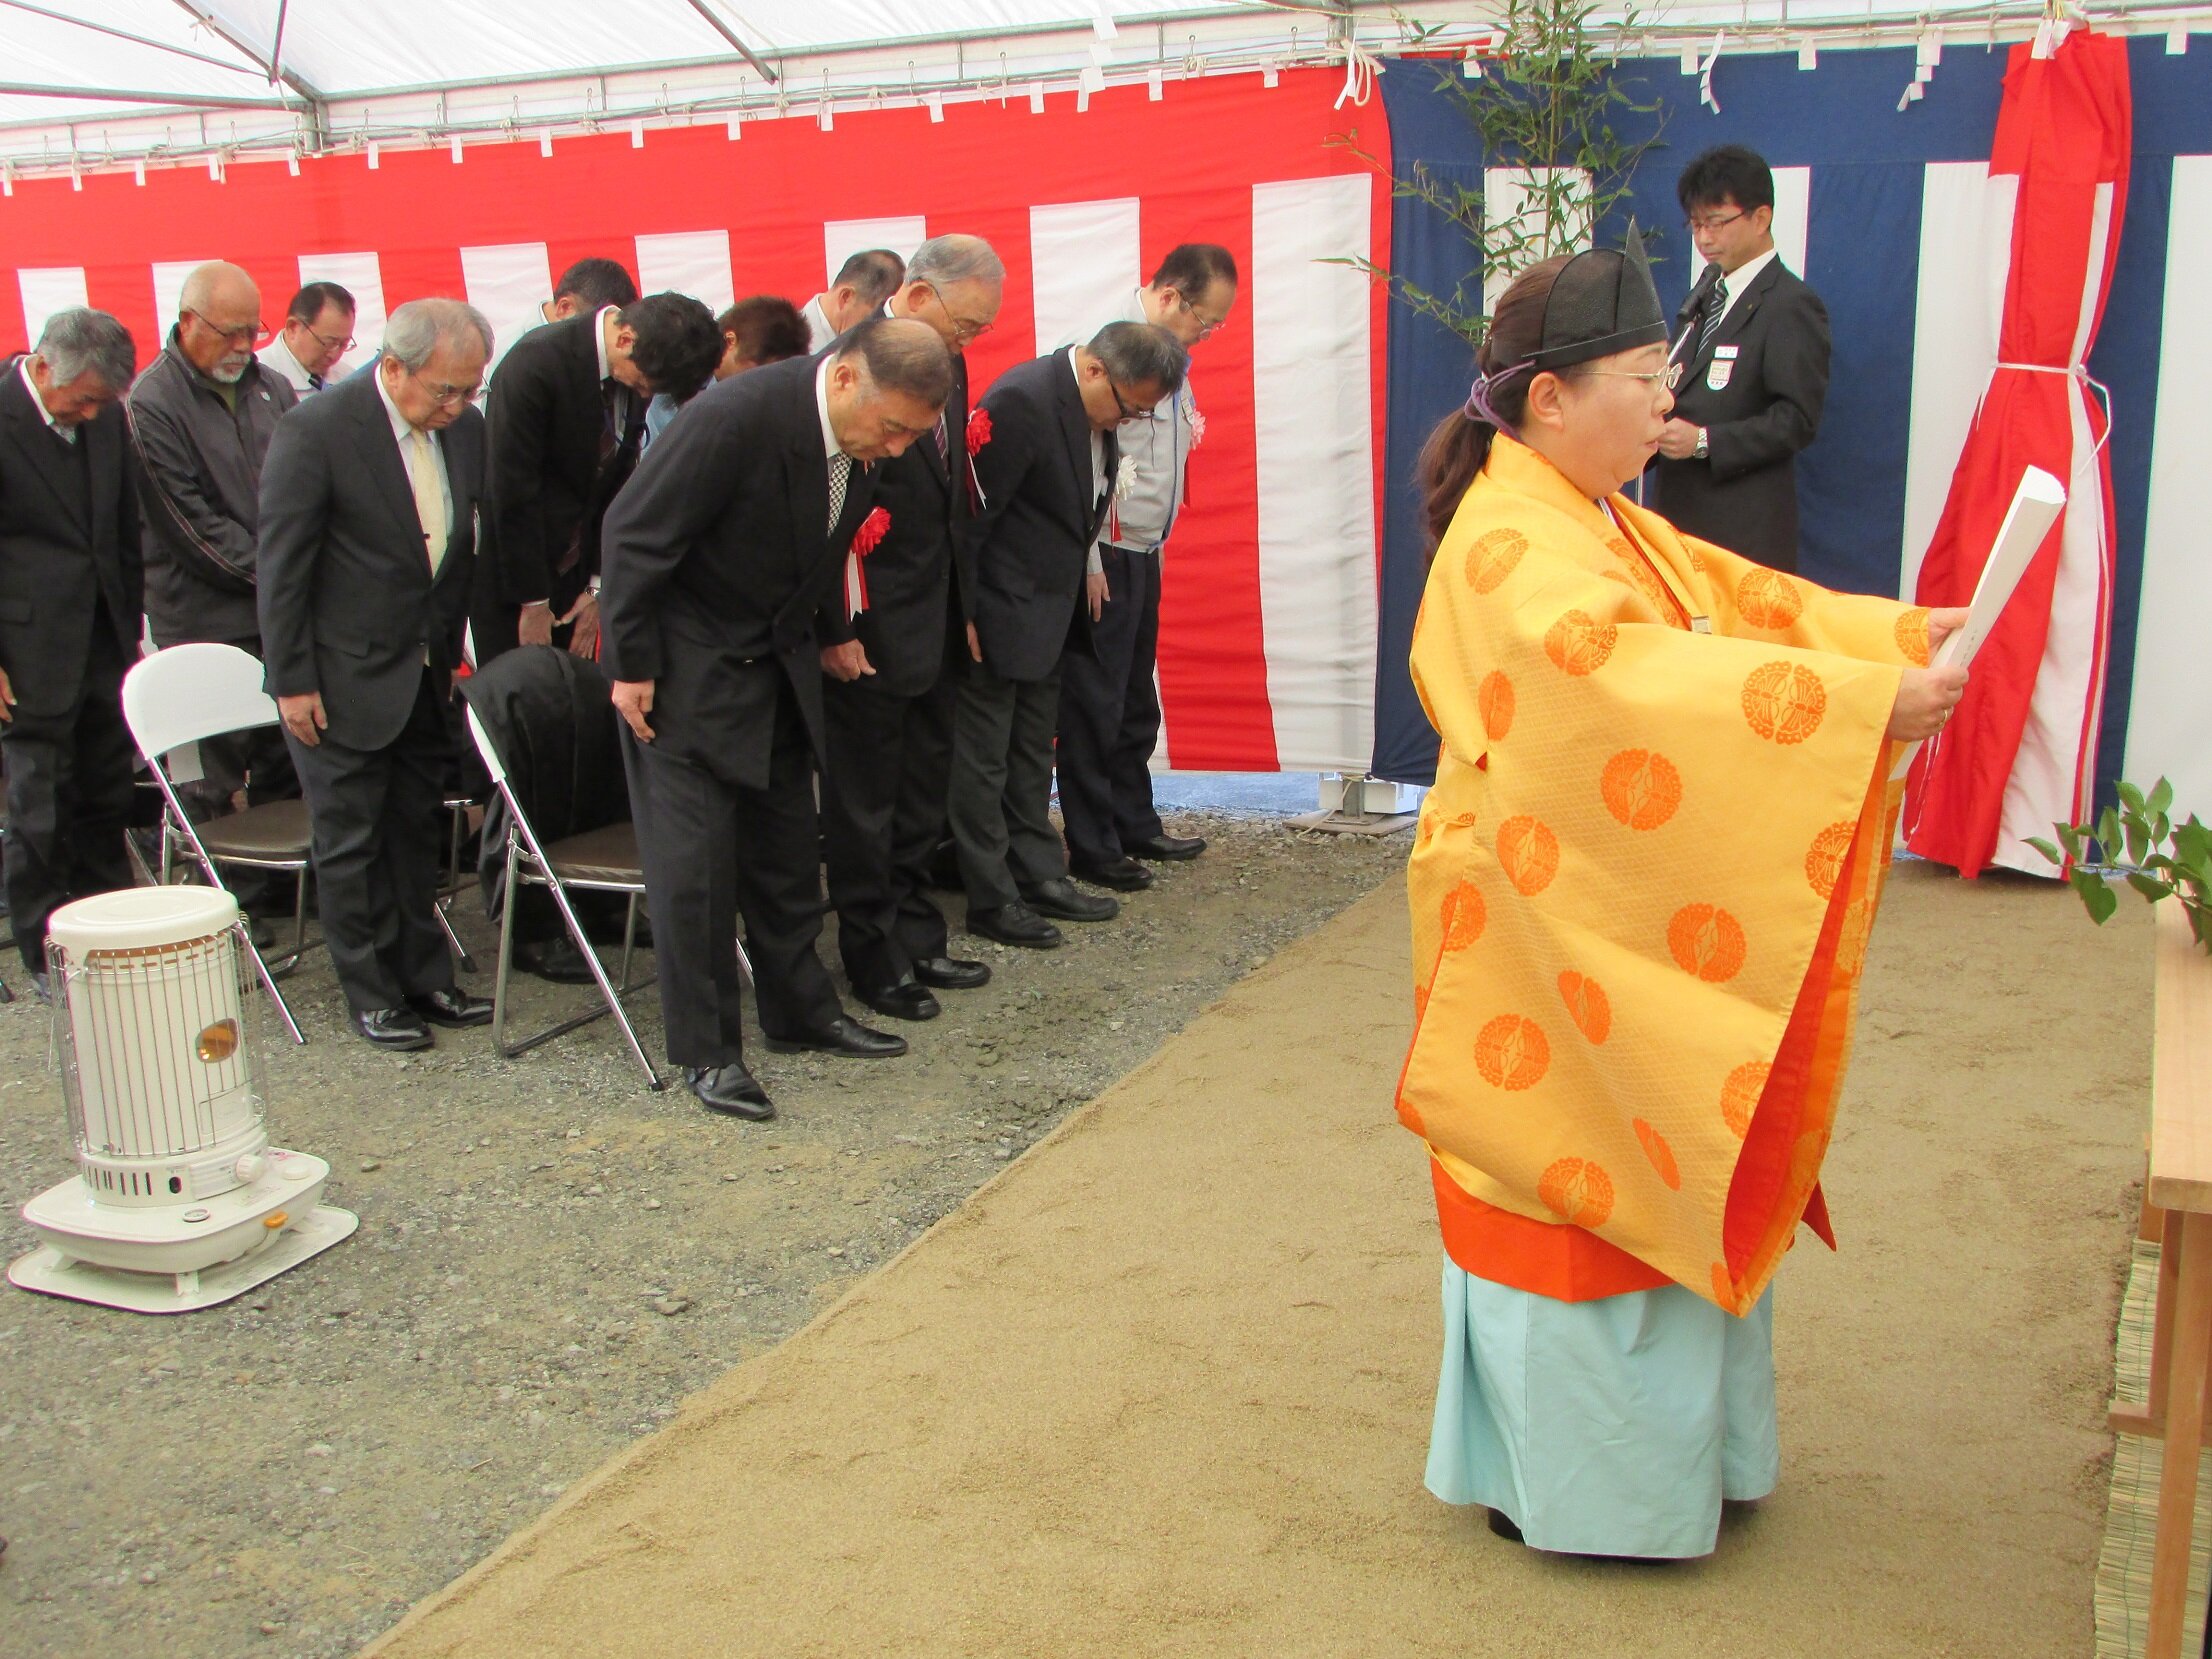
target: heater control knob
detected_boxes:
[234,1153,266,1184]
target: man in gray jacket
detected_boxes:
[127,260,300,824]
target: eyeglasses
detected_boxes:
[922,280,995,344]
[407,366,483,407]
[183,309,266,347]
[301,322,356,354]
[1685,208,1747,236]
[1104,376,1152,422]
[1575,363,1684,392]
[1173,289,1229,340]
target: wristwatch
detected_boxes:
[1693,426,1710,461]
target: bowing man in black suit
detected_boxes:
[599,318,952,1121]
[818,235,1006,1025]
[1646,145,1832,573]
[258,300,496,1052]
[948,322,1187,951]
[0,311,142,995]
[482,292,723,667]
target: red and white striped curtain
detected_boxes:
[1904,29,2131,876]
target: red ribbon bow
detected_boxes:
[843,507,892,617]
[966,406,993,455]
[853,506,891,555]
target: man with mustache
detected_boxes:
[127,261,303,870]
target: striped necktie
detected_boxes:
[1697,275,1729,359]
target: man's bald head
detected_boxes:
[175,260,262,384]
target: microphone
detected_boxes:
[1679,261,1723,323]
[1670,262,1724,362]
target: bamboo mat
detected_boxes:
[2096,1237,2212,1658]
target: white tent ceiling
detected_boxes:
[1,0,2204,173]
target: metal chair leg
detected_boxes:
[491,829,522,1059]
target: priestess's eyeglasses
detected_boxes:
[1574,363,1685,392]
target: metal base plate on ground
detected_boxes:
[1286,808,1419,837]
[7,1204,358,1313]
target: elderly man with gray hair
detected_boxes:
[257,298,496,1051]
[0,309,142,997]
[127,260,303,860]
[818,233,1006,1023]
[947,319,1187,950]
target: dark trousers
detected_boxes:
[288,669,456,1014]
[947,656,1067,913]
[1056,544,1167,867]
[822,658,956,991]
[3,612,136,973]
[621,687,840,1068]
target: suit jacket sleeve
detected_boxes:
[254,410,332,698]
[126,398,260,594]
[597,396,753,685]
[1707,286,1831,484]
[489,351,561,608]
[952,385,1039,628]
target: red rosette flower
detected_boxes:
[853,506,890,555]
[966,406,993,456]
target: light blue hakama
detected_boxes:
[1424,1256,1779,1559]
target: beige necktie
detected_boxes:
[406,427,448,576]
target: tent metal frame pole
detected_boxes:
[0,0,261,76]
[0,81,291,111]
[678,0,779,84]
[167,1,323,109]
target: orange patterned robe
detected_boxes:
[1399,435,1931,1314]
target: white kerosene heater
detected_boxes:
[7,885,355,1313]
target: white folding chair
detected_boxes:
[119,643,314,1043]
[466,705,663,1089]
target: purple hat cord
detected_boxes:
[1463,358,1534,434]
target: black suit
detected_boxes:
[0,363,143,973]
[818,326,971,991]
[257,368,484,1014]
[479,312,645,661]
[946,350,1115,912]
[1645,256,1830,572]
[598,355,876,1068]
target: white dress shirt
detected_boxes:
[16,356,72,443]
[814,354,841,460]
[257,329,325,398]
[803,295,839,353]
[1711,247,1779,337]
[372,368,452,537]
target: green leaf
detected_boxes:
[2098,807,2124,863]
[2073,872,2120,924]
[2118,779,2146,814]
[2149,777,2175,818]
[2128,872,2174,903]
[2126,814,2151,867]
[2025,836,2063,867]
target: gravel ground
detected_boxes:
[0,811,1404,1659]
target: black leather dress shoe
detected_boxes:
[857,977,940,1022]
[913,955,991,990]
[1020,876,1119,923]
[967,903,1062,949]
[763,1016,908,1058]
[514,936,597,984]
[1069,855,1154,892]
[684,1062,774,1120]
[354,1006,433,1051]
[1128,832,1206,861]
[407,986,494,1028]
[27,970,52,1005]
